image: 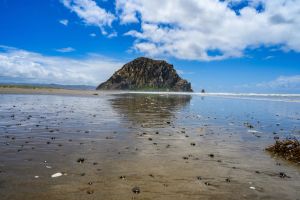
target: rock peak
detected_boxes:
[96,57,193,92]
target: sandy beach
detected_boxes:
[0,88,300,200]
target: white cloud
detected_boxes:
[107,31,118,38]
[116,0,139,24]
[62,0,115,35]
[264,55,274,60]
[0,46,123,85]
[257,75,300,89]
[117,0,300,61]
[59,19,69,26]
[56,47,76,53]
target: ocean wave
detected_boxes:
[199,93,300,97]
[126,91,300,103]
[128,91,300,97]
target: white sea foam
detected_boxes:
[125,91,300,103]
[127,91,300,97]
[198,92,300,97]
[248,130,261,133]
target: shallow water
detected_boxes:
[0,93,299,200]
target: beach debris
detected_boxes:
[204,182,210,186]
[34,176,39,179]
[149,174,154,178]
[51,172,63,178]
[132,186,140,194]
[119,176,126,180]
[244,122,254,129]
[249,186,256,190]
[197,176,202,180]
[86,189,94,194]
[279,172,290,178]
[182,156,189,160]
[190,142,196,146]
[248,130,261,138]
[266,139,300,163]
[77,158,85,163]
[209,154,214,158]
[225,178,230,182]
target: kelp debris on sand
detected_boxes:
[266,139,300,163]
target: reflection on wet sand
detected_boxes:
[0,93,299,200]
[110,94,191,126]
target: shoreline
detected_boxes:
[1,88,300,104]
[1,87,300,96]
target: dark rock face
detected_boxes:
[96,57,193,92]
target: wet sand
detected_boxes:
[0,89,300,199]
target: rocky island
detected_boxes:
[96,57,193,92]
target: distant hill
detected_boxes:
[0,83,95,90]
[97,57,193,92]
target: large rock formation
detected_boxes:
[96,57,193,92]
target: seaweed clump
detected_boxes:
[266,139,300,163]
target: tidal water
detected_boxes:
[0,93,299,200]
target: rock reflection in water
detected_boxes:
[110,94,191,126]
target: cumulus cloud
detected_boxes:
[56,47,76,53]
[61,0,115,35]
[59,19,69,26]
[116,0,300,61]
[0,46,123,85]
[115,0,139,24]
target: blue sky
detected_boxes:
[0,0,300,93]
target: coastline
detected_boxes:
[1,87,300,104]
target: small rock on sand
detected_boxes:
[132,186,140,194]
[77,158,85,163]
